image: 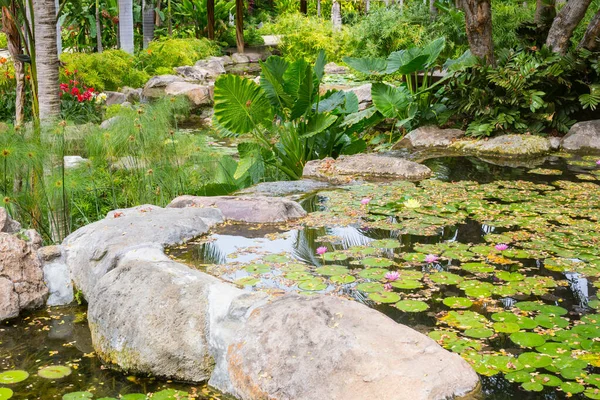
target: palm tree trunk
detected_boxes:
[317,0,321,17]
[55,0,62,54]
[207,0,215,39]
[236,0,244,53]
[96,0,103,52]
[578,9,600,51]
[1,6,25,126]
[118,0,134,54]
[33,0,61,121]
[143,0,155,48]
[545,0,592,54]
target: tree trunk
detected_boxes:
[578,9,600,51]
[534,0,556,28]
[1,6,25,126]
[317,0,321,17]
[55,0,62,54]
[300,0,307,14]
[33,0,61,121]
[143,0,155,48]
[95,0,103,52]
[207,0,215,40]
[429,0,437,19]
[332,0,342,30]
[545,0,592,54]
[365,0,370,14]
[461,0,494,65]
[167,0,172,36]
[236,0,244,53]
[118,0,134,54]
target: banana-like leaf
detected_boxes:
[422,37,446,68]
[290,63,315,119]
[300,113,338,139]
[314,50,327,81]
[213,75,273,134]
[371,82,412,118]
[386,49,429,75]
[343,91,360,114]
[443,50,478,72]
[260,56,293,111]
[316,91,346,113]
[342,56,388,75]
[283,58,309,100]
[339,107,378,127]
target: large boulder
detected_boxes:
[561,120,600,152]
[0,208,21,233]
[167,195,307,223]
[164,82,213,107]
[220,294,479,400]
[394,126,465,149]
[450,134,551,158]
[105,91,127,106]
[324,62,349,75]
[347,83,371,109]
[62,204,224,296]
[303,154,432,182]
[39,245,73,306]
[0,230,48,321]
[142,75,185,98]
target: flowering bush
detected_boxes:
[60,70,106,124]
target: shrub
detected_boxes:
[259,13,351,62]
[135,38,220,75]
[0,33,7,49]
[60,50,149,92]
[491,1,535,50]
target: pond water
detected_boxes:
[169,154,600,400]
[2,154,600,400]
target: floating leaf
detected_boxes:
[510,332,546,348]
[463,327,494,338]
[298,278,327,291]
[521,381,544,392]
[358,268,387,280]
[323,252,348,261]
[443,297,473,309]
[362,257,394,268]
[38,366,72,379]
[560,381,585,395]
[315,265,348,276]
[369,292,401,303]
[492,322,520,333]
[263,254,290,263]
[371,239,401,249]
[395,300,429,312]
[330,274,356,284]
[518,352,552,368]
[245,264,271,274]
[235,277,260,286]
[356,282,385,293]
[391,280,422,290]
[120,395,147,400]
[63,393,93,400]
[430,272,463,285]
[0,370,28,384]
[536,342,571,357]
[0,388,13,400]
[152,389,189,400]
[538,305,568,316]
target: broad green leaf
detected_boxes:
[371,83,411,118]
[386,49,429,75]
[342,56,388,75]
[260,56,293,110]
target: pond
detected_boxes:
[169,154,600,400]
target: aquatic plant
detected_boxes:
[316,246,328,256]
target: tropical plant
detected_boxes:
[441,46,600,137]
[213,51,378,180]
[59,76,106,124]
[343,37,450,139]
[135,37,219,75]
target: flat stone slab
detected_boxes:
[394,126,465,149]
[450,134,551,158]
[561,120,600,152]
[167,195,306,223]
[236,179,331,197]
[303,154,432,182]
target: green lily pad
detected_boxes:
[428,330,458,343]
[461,262,495,273]
[535,314,569,329]
[515,316,538,330]
[464,327,494,338]
[298,279,327,291]
[521,381,544,392]
[538,304,568,315]
[515,301,543,312]
[152,389,189,399]
[371,239,401,249]
[402,253,426,262]
[323,251,348,261]
[533,373,562,386]
[585,374,600,388]
[284,271,313,281]
[315,265,348,276]
[235,277,260,286]
[120,395,147,400]
[395,300,429,312]
[63,393,93,400]
[492,321,520,333]
[358,268,388,280]
[496,271,525,281]
[518,352,552,368]
[38,366,72,379]
[443,297,473,309]
[464,286,492,298]
[281,263,308,272]
[491,312,518,323]
[429,272,463,285]
[391,280,422,290]
[505,370,532,383]
[362,257,394,268]
[560,367,587,380]
[369,291,401,304]
[560,381,585,395]
[510,332,546,348]
[0,370,29,384]
[0,388,13,400]
[263,254,290,263]
[330,274,356,284]
[536,342,571,357]
[356,282,385,293]
[245,264,271,274]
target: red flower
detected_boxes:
[65,69,70,76]
[60,83,69,92]
[71,87,80,96]
[77,94,84,102]
[83,91,92,101]
[87,87,95,93]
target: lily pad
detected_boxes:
[263,254,290,263]
[492,321,520,333]
[235,277,260,286]
[63,393,93,400]
[395,300,429,312]
[391,280,422,290]
[0,370,29,384]
[510,332,546,348]
[362,257,394,268]
[298,279,327,291]
[38,365,72,379]
[323,252,348,261]
[245,264,271,274]
[443,297,473,309]
[463,327,494,338]
[369,292,401,303]
[536,342,571,357]
[358,268,388,280]
[120,395,147,400]
[315,265,348,276]
[0,388,13,400]
[371,239,401,249]
[560,381,585,395]
[330,274,356,284]
[429,272,463,285]
[152,389,189,399]
[356,282,385,293]
[518,352,552,368]
[521,381,544,392]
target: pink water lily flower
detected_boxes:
[495,243,509,251]
[596,160,600,165]
[425,254,439,263]
[361,198,372,205]
[385,271,400,282]
[384,283,393,291]
[316,246,328,255]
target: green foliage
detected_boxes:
[491,1,535,50]
[60,50,149,92]
[259,13,351,62]
[136,38,220,75]
[214,52,378,180]
[441,47,600,137]
[0,33,7,49]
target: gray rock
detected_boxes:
[121,87,143,103]
[167,195,306,223]
[220,294,479,400]
[395,126,465,149]
[324,62,349,75]
[40,246,73,306]
[209,55,234,66]
[450,134,551,158]
[194,59,227,76]
[549,137,561,151]
[174,66,211,81]
[244,52,264,63]
[143,75,185,98]
[348,83,371,104]
[105,91,127,106]
[100,116,120,130]
[231,53,250,64]
[64,156,88,169]
[0,208,21,233]
[236,179,331,197]
[303,154,432,182]
[164,82,213,106]
[561,120,600,152]
[0,232,48,321]
[62,204,224,296]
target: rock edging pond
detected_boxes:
[60,200,480,400]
